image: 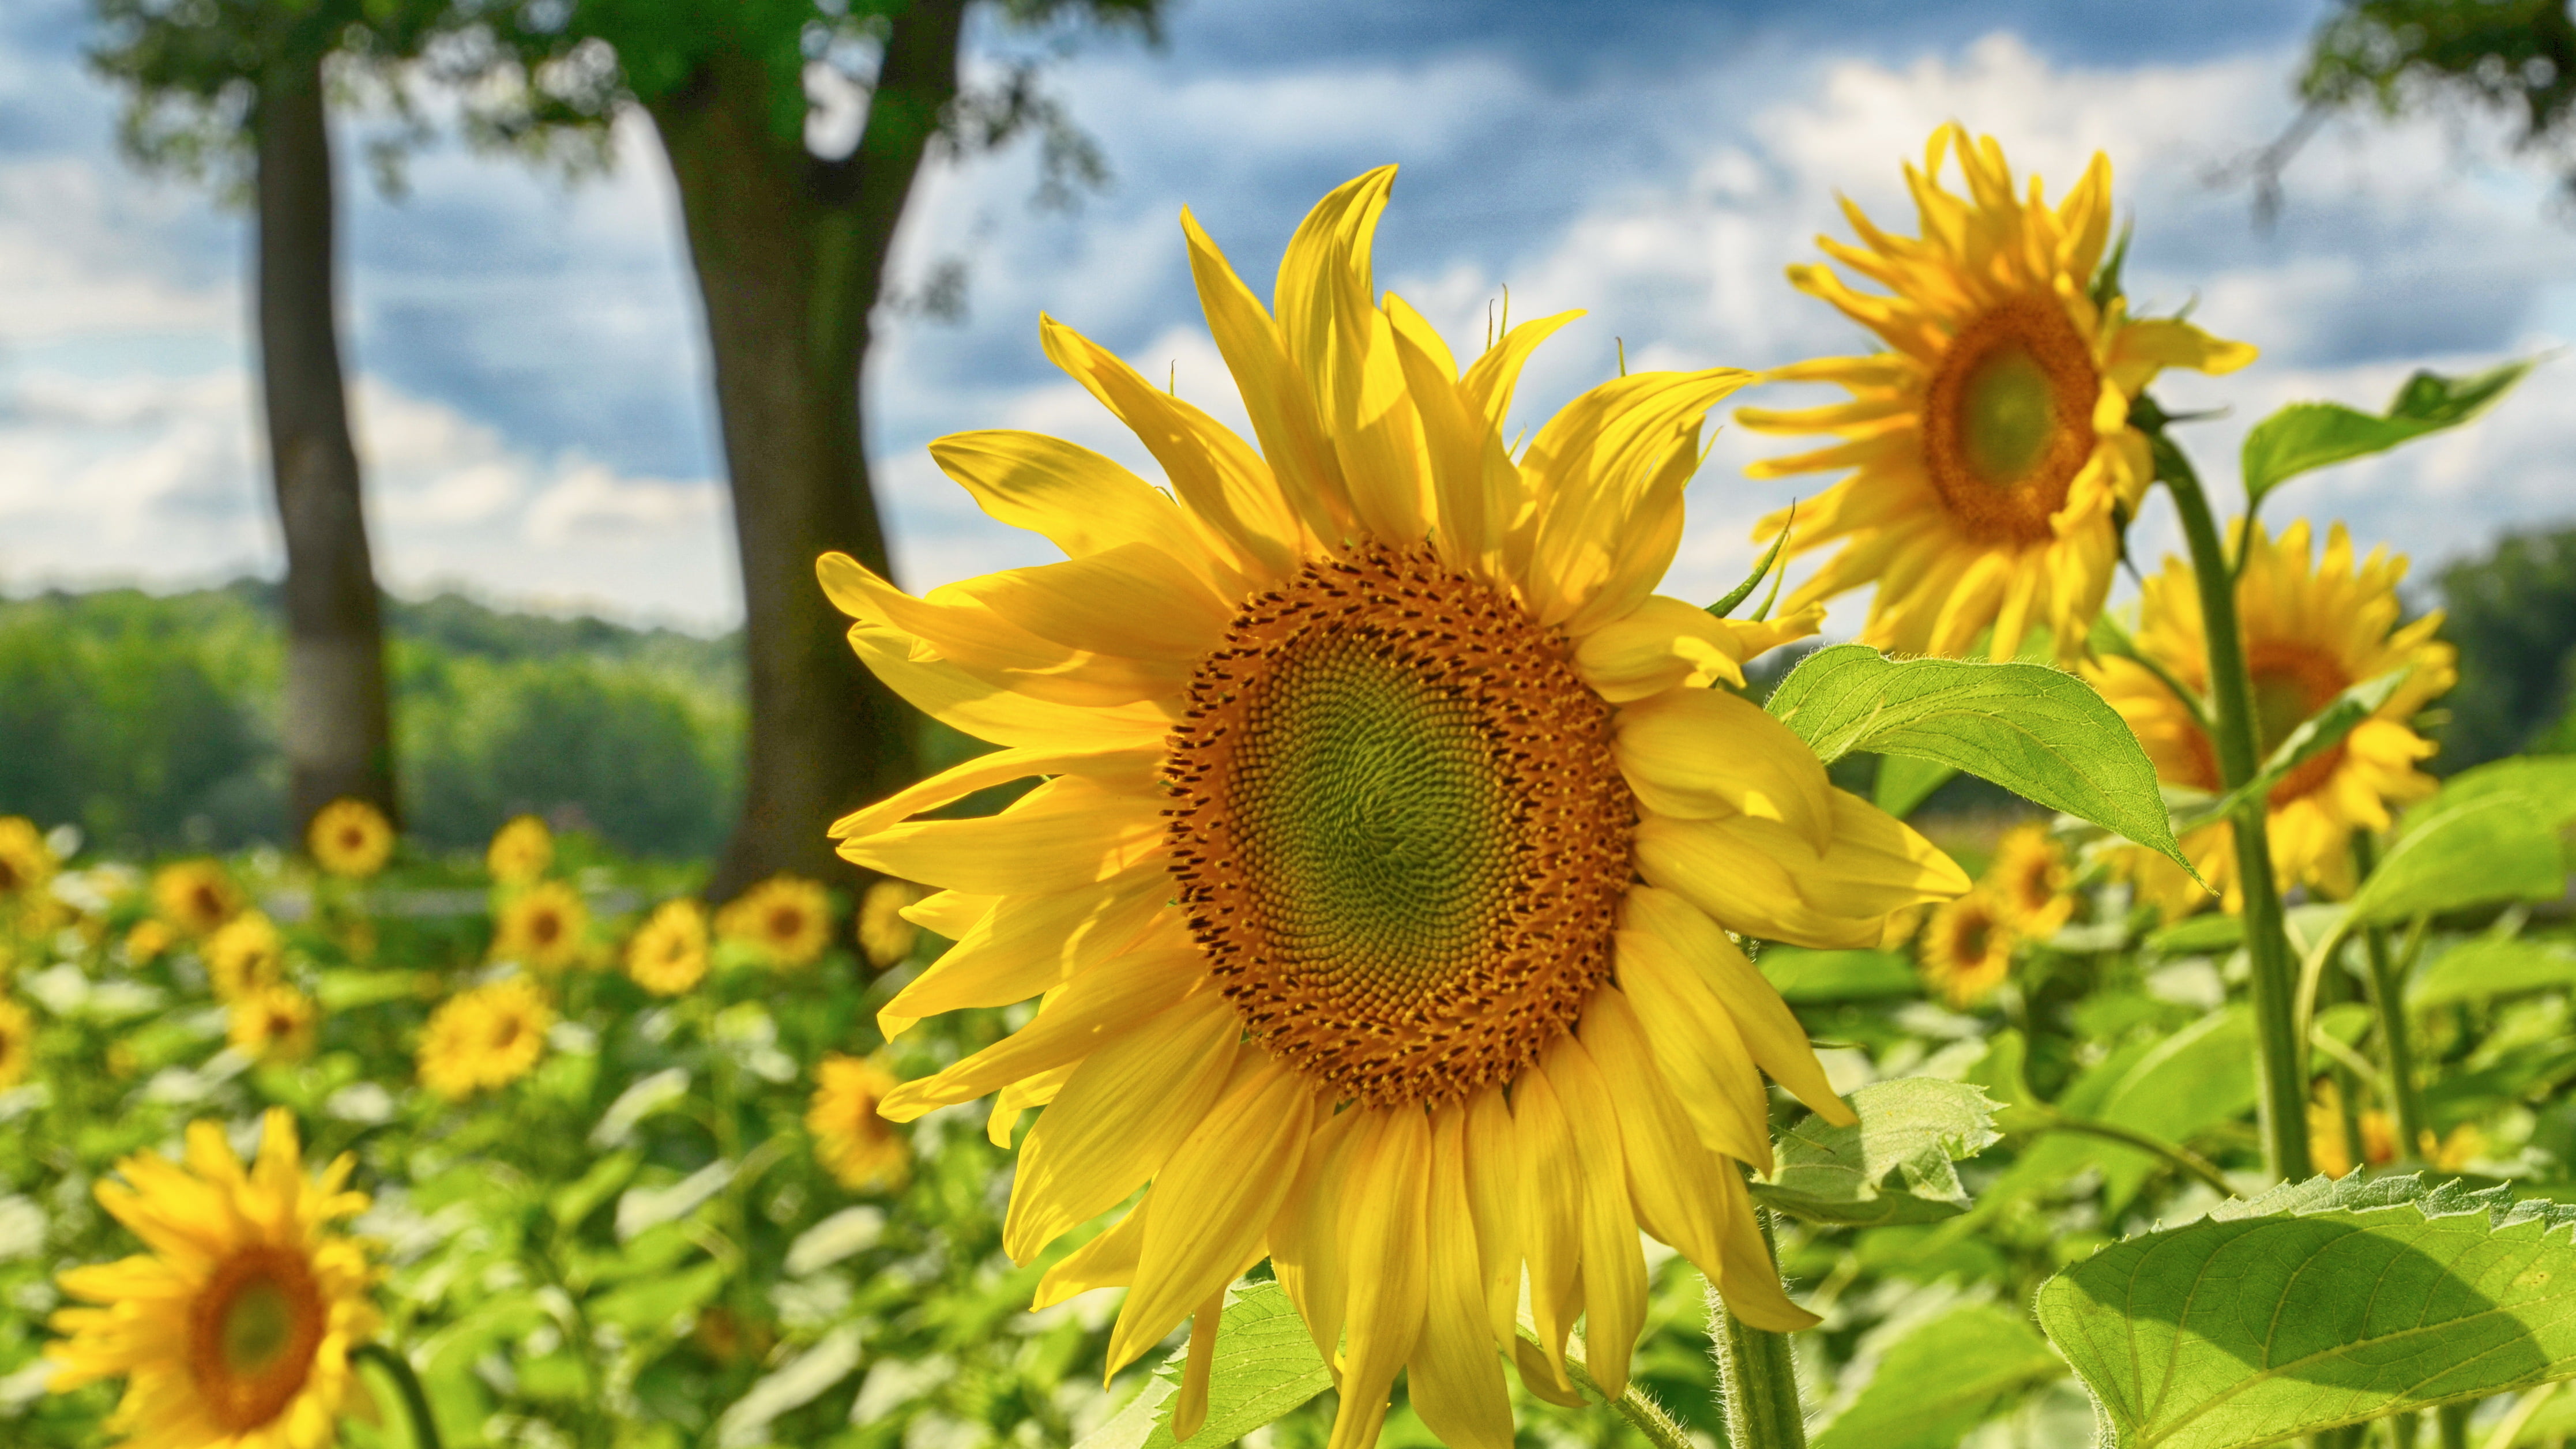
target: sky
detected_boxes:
[1,0,2570,635]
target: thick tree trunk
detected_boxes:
[255,50,396,838]
[648,2,962,897]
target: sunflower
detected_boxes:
[126,919,175,966]
[807,1054,909,1192]
[492,881,589,972]
[0,996,35,1090]
[417,978,553,1100]
[1919,889,2017,1007]
[856,880,924,969]
[153,860,244,938]
[625,899,710,997]
[716,876,833,968]
[205,912,286,1002]
[1985,823,2074,938]
[825,168,1968,1448]
[486,815,554,887]
[2084,518,2457,917]
[47,1108,378,1448]
[1741,124,2256,664]
[0,816,57,901]
[230,984,319,1064]
[306,799,394,880]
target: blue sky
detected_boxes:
[1,0,2569,631]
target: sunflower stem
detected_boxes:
[354,1342,443,1449]
[1554,1333,1698,1449]
[2148,415,2313,1182]
[1710,1209,1808,1449]
[2352,833,2432,1156]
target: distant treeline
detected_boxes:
[0,581,743,858]
[6,524,2575,857]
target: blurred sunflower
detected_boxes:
[152,860,243,938]
[0,816,57,902]
[1742,123,2255,664]
[229,984,319,1064]
[717,876,833,968]
[307,798,394,879]
[205,912,285,1002]
[625,899,710,997]
[2084,519,2457,917]
[856,879,924,969]
[417,978,553,1099]
[0,996,34,1089]
[807,1053,909,1192]
[124,919,175,966]
[492,880,589,972]
[828,168,1966,1448]
[1919,889,2017,1007]
[1986,823,2074,938]
[486,815,554,887]
[47,1108,378,1447]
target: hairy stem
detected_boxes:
[1710,1210,1809,1449]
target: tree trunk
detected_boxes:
[647,2,962,898]
[255,50,397,840]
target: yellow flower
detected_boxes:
[416,978,553,1099]
[1919,889,2017,1007]
[205,912,286,1002]
[307,798,394,879]
[625,899,710,996]
[230,984,319,1064]
[1742,124,2256,664]
[826,168,1968,1449]
[47,1108,378,1447]
[856,879,924,969]
[153,860,243,938]
[486,814,554,886]
[807,1054,909,1192]
[0,816,57,901]
[492,881,589,972]
[0,996,34,1090]
[1985,823,2074,938]
[2084,519,2457,917]
[125,919,175,965]
[717,876,833,969]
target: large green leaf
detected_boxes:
[2036,1174,2576,1449]
[1764,645,2195,876]
[1755,1078,2002,1226]
[1811,1301,2067,1449]
[2422,757,2576,831]
[2409,937,2576,1012]
[1758,946,1919,1002]
[2240,359,2536,506]
[1073,1279,1330,1449]
[2347,793,2567,927]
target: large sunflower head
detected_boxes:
[625,898,711,997]
[2083,518,2456,916]
[417,977,553,1100]
[807,1053,909,1193]
[48,1108,378,1447]
[204,912,286,1003]
[230,984,320,1064]
[486,815,554,887]
[0,996,35,1090]
[306,799,394,880]
[492,881,590,972]
[153,860,243,938]
[0,816,57,901]
[823,168,1969,1449]
[1741,123,2257,664]
[717,876,833,968]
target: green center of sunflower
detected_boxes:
[1921,295,2103,544]
[1165,542,1637,1108]
[1961,344,2055,484]
[221,1277,294,1371]
[190,1245,325,1431]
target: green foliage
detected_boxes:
[2347,791,2568,927]
[1808,1302,2066,1449]
[1764,644,2195,876]
[1755,1079,2002,1227]
[1757,946,1920,1003]
[2240,360,2536,508]
[1871,755,1958,821]
[2037,1175,2576,1449]
[2301,0,2576,189]
[2433,527,2576,769]
[2409,937,2576,1012]
[1073,1281,1331,1449]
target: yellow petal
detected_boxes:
[1613,686,1833,852]
[967,543,1235,664]
[1326,1108,1429,1449]
[1180,208,1353,544]
[1270,1102,1366,1365]
[1607,932,1772,1168]
[1540,1036,1648,1400]
[820,553,1184,707]
[1623,886,1851,1124]
[1710,1163,1817,1332]
[1032,1198,1148,1309]
[1461,1085,1522,1346]
[1463,308,1584,431]
[1570,595,1763,699]
[1406,1105,1515,1449]
[877,867,1170,1036]
[841,621,1173,752]
[2108,318,2257,379]
[877,945,1210,1119]
[928,428,1236,589]
[1387,295,1509,575]
[1174,1286,1228,1443]
[1509,1064,1582,1394]
[829,744,1160,844]
[837,775,1164,897]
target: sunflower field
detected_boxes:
[6,124,2576,1449]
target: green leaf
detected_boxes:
[315,968,421,1010]
[2348,793,2568,927]
[2148,913,2244,955]
[549,1149,641,1230]
[1754,1079,2002,1226]
[2409,937,2576,1012]
[2240,359,2537,506]
[586,1258,730,1333]
[2036,1173,2576,1449]
[1757,946,1919,1002]
[1764,644,2197,877]
[1872,754,1959,820]
[1985,1007,2257,1213]
[1072,1279,1331,1449]
[2170,667,2412,834]
[2415,755,2576,831]
[1811,1301,2068,1449]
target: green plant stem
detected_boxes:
[353,1342,443,1449]
[2029,1112,2235,1195]
[1553,1334,1697,1449]
[2352,833,2432,1156]
[2152,419,2313,1181]
[2438,1401,2473,1449]
[1709,1210,1808,1449]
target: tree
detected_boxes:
[443,0,1159,896]
[90,1,423,841]
[2432,525,2576,769]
